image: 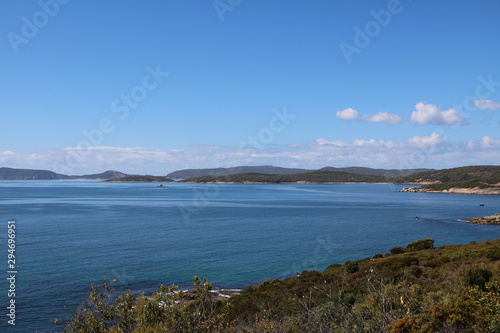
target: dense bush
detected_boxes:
[464,266,493,291]
[390,246,405,255]
[60,239,500,333]
[344,261,359,274]
[406,238,434,252]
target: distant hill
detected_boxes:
[0,167,128,180]
[0,167,68,180]
[318,166,433,177]
[167,166,312,179]
[106,175,174,182]
[397,165,500,193]
[397,165,500,183]
[182,170,387,184]
[76,170,128,180]
[168,165,432,179]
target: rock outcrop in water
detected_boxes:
[463,213,500,225]
[399,187,426,193]
[399,186,500,195]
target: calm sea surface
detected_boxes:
[0,181,499,332]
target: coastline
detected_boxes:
[180,181,390,185]
[399,186,500,195]
[461,213,500,225]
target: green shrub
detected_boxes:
[61,238,500,333]
[345,261,359,274]
[423,258,442,268]
[406,266,423,278]
[406,238,435,252]
[464,267,493,291]
[390,246,405,255]
[486,248,500,261]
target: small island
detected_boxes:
[105,175,174,183]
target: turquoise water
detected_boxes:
[0,181,499,332]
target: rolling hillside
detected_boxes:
[182,170,388,183]
[168,165,432,180]
[105,175,174,182]
[0,167,127,180]
[0,167,69,180]
[397,165,500,193]
[167,166,312,179]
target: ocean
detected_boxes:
[0,180,499,332]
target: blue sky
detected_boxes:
[1,0,499,174]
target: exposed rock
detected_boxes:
[399,186,500,195]
[399,187,426,193]
[439,187,500,195]
[462,213,500,225]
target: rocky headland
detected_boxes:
[399,186,500,195]
[462,213,500,225]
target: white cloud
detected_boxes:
[466,136,500,150]
[407,132,443,148]
[1,134,499,174]
[410,102,463,126]
[315,138,347,147]
[362,112,402,124]
[336,108,358,120]
[474,99,500,111]
[352,138,394,147]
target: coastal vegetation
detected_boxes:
[105,175,174,183]
[397,165,500,183]
[396,165,500,192]
[0,165,432,181]
[3,165,500,192]
[181,170,387,184]
[167,166,432,180]
[59,238,500,332]
[2,165,500,194]
[166,166,313,179]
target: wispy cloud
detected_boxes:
[362,111,402,124]
[465,136,500,150]
[410,102,463,126]
[2,133,498,174]
[474,99,500,111]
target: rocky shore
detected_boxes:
[462,213,500,225]
[399,186,500,195]
[172,289,241,306]
[399,187,426,193]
